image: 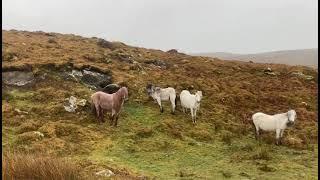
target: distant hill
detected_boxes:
[193,49,318,68]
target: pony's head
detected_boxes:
[146,83,154,96]
[120,87,129,101]
[195,91,203,102]
[287,109,297,126]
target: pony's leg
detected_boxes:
[156,98,163,113]
[275,129,281,145]
[190,108,194,123]
[100,109,104,123]
[95,105,101,123]
[255,126,260,140]
[110,109,116,126]
[171,97,176,114]
[114,114,119,127]
[194,108,197,123]
[280,129,285,144]
[109,115,114,126]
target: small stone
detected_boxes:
[292,72,314,80]
[64,96,78,112]
[77,99,87,107]
[14,108,29,114]
[34,131,44,138]
[95,169,115,177]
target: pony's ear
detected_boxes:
[146,83,153,89]
[287,110,295,117]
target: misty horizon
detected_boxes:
[3,0,318,54]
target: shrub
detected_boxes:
[221,171,232,178]
[2,51,18,62]
[220,130,233,145]
[2,152,83,180]
[167,49,178,54]
[135,127,153,138]
[258,164,276,172]
[16,121,40,134]
[97,39,113,49]
[252,148,272,161]
[47,38,57,44]
[189,129,213,142]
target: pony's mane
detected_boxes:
[115,87,128,98]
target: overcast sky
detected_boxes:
[3,0,318,54]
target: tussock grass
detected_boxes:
[2,29,318,179]
[2,151,83,180]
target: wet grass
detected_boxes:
[2,30,318,179]
[81,102,317,179]
[2,71,318,179]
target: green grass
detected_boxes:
[2,29,318,179]
[2,88,318,179]
[81,102,318,179]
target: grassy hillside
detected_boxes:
[2,30,318,179]
[193,49,318,68]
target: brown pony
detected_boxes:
[91,87,128,126]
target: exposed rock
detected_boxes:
[34,131,45,138]
[14,108,29,114]
[95,169,115,177]
[264,67,276,76]
[63,96,87,112]
[113,52,134,63]
[167,49,178,54]
[97,38,114,49]
[100,84,121,94]
[265,67,272,72]
[64,96,78,112]
[144,59,169,69]
[2,71,34,86]
[292,72,314,80]
[63,68,112,89]
[81,69,112,89]
[69,69,83,80]
[129,61,144,71]
[77,99,87,107]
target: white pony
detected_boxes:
[146,84,177,114]
[180,90,203,123]
[252,109,297,145]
